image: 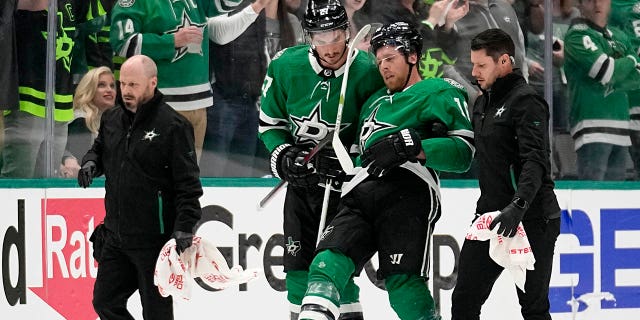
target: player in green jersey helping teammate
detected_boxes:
[258,0,384,318]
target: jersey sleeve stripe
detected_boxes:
[259,109,288,125]
[588,53,613,85]
[600,57,614,85]
[120,34,142,58]
[258,110,289,133]
[448,129,474,139]
[453,136,476,157]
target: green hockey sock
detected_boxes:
[340,277,361,304]
[304,250,355,305]
[286,270,309,307]
[386,274,440,320]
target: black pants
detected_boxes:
[451,217,560,320]
[283,184,342,272]
[93,234,172,320]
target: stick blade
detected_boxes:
[332,134,355,175]
[350,24,372,52]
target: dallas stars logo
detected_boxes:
[286,237,301,256]
[359,102,395,150]
[142,129,160,141]
[290,101,349,145]
[166,11,206,62]
[494,105,506,118]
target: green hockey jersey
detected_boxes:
[564,18,640,148]
[110,0,240,111]
[355,78,474,174]
[259,45,384,152]
[610,0,640,54]
[610,0,640,129]
[15,0,108,121]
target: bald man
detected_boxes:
[78,55,203,320]
[119,55,159,113]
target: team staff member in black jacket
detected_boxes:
[78,54,203,320]
[451,29,561,320]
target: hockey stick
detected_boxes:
[257,131,336,210]
[332,24,372,176]
[316,177,332,245]
[315,24,374,244]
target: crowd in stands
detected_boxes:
[1,0,639,181]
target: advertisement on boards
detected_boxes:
[0,185,639,319]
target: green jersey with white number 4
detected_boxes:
[356,78,474,174]
[259,45,384,152]
[564,18,640,146]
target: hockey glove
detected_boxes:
[314,148,346,188]
[173,231,193,254]
[489,200,527,237]
[271,144,320,188]
[361,128,422,177]
[78,160,97,188]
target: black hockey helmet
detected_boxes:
[370,22,423,58]
[302,0,349,33]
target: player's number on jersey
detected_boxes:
[633,20,640,38]
[453,97,470,121]
[262,75,273,97]
[582,35,598,52]
[116,19,135,40]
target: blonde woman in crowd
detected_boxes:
[60,66,116,178]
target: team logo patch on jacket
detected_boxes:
[142,129,160,141]
[286,237,301,256]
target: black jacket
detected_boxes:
[82,91,203,248]
[0,0,18,110]
[472,71,560,220]
[210,4,267,99]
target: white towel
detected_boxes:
[465,211,536,291]
[154,236,260,300]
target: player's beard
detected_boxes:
[317,45,348,70]
[122,95,140,110]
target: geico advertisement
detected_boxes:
[0,186,639,319]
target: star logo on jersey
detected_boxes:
[495,105,506,118]
[40,12,74,72]
[286,237,301,256]
[359,102,395,150]
[142,129,160,141]
[290,101,349,145]
[167,11,206,62]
